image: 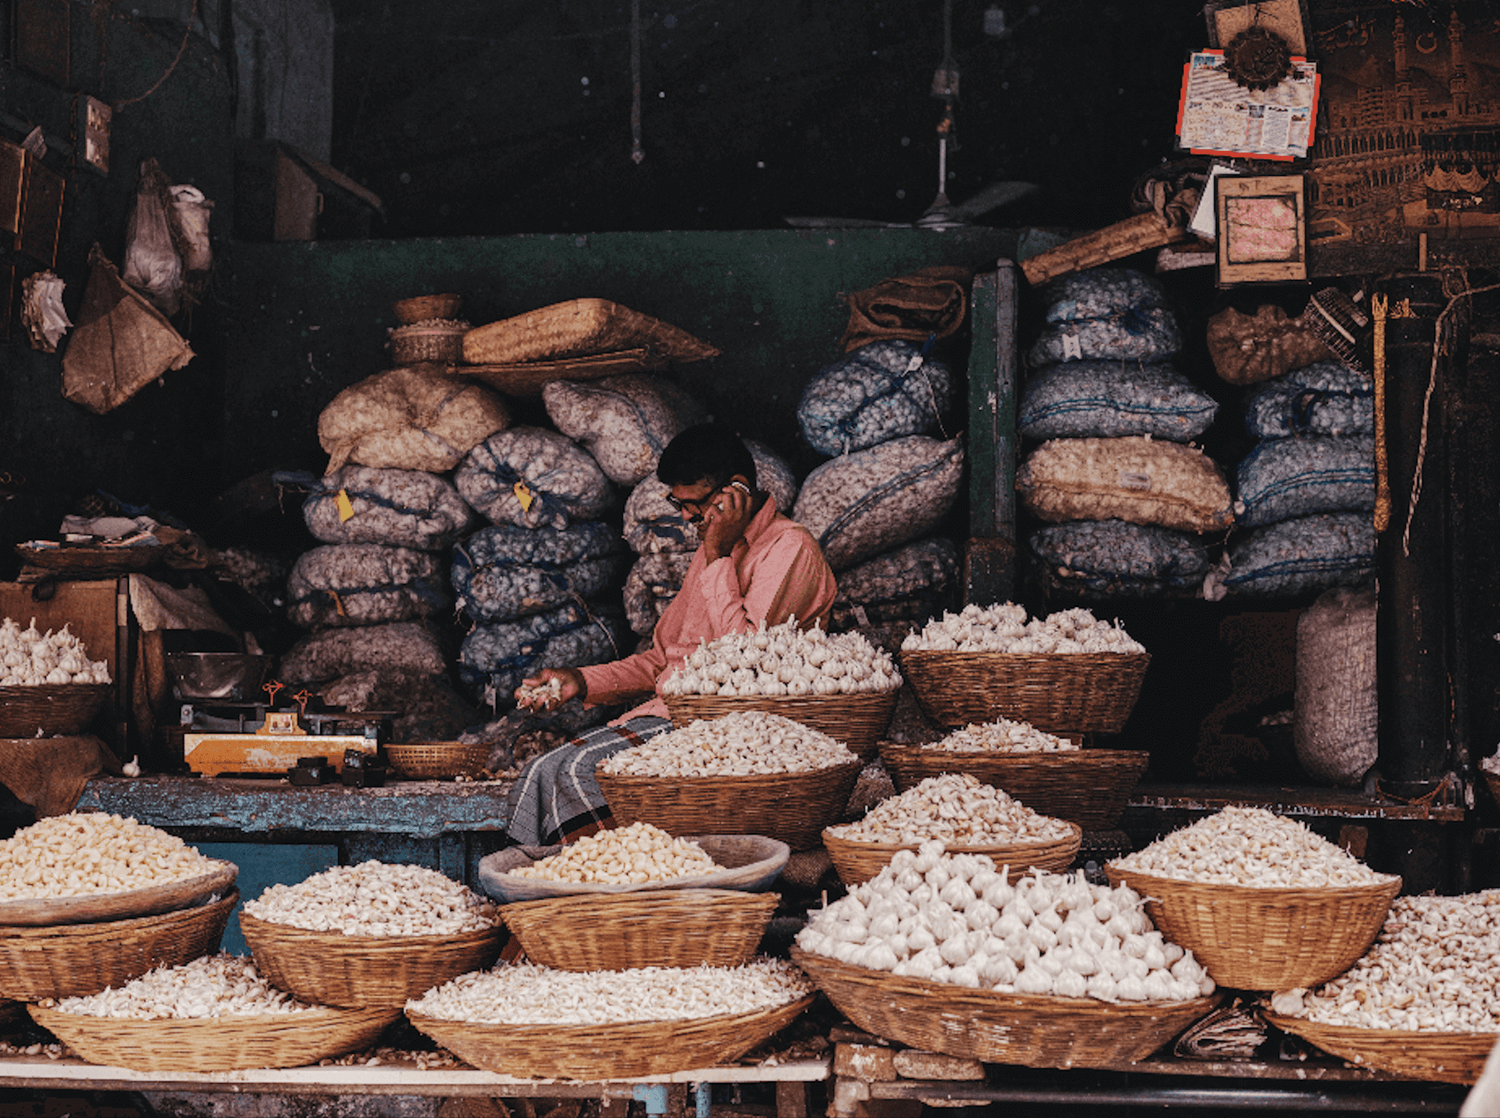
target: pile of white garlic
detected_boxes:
[597,710,858,777]
[1269,890,1500,1033]
[927,717,1081,754]
[0,813,221,900]
[1110,806,1399,889]
[516,676,563,706]
[507,821,721,884]
[827,773,1074,847]
[43,953,316,1019]
[659,618,901,697]
[0,618,111,686]
[796,844,1214,1002]
[407,958,814,1025]
[902,603,1145,655]
[243,860,496,936]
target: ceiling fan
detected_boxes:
[783,177,1040,231]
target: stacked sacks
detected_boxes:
[1017,268,1224,598]
[1215,360,1376,598]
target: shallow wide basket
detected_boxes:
[822,824,1083,887]
[477,834,789,904]
[0,889,236,1002]
[880,743,1150,832]
[386,741,491,780]
[1261,1011,1496,1086]
[791,946,1217,1069]
[239,911,506,1009]
[0,860,238,927]
[596,759,865,851]
[502,888,778,971]
[0,682,111,737]
[407,994,814,1080]
[663,690,897,760]
[898,650,1149,735]
[1104,864,1401,991]
[29,1003,399,1073]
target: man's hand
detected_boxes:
[701,476,756,561]
[514,667,586,712]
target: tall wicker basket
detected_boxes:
[663,690,897,760]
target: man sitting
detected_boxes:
[505,423,837,845]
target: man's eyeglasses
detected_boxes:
[665,492,715,519]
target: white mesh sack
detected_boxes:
[622,552,695,636]
[287,543,451,629]
[279,620,448,683]
[455,425,616,530]
[542,373,709,485]
[302,466,475,551]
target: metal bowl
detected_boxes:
[165,653,271,702]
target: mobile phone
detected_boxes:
[729,480,751,494]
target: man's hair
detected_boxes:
[656,423,757,490]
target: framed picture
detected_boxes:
[1216,175,1307,285]
[1205,0,1311,57]
[17,156,64,268]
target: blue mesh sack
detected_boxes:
[1027,268,1181,365]
[287,544,451,629]
[458,602,627,703]
[452,521,628,623]
[1030,519,1210,598]
[1219,513,1376,598]
[1018,360,1218,442]
[1235,434,1375,528]
[1244,361,1375,440]
[455,425,616,530]
[300,466,475,551]
[796,340,954,457]
[829,537,960,629]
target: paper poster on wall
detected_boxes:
[1177,50,1320,161]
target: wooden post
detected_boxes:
[963,262,1018,605]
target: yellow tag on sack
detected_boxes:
[328,589,346,617]
[513,481,535,512]
[336,489,355,522]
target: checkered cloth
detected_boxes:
[501,716,672,846]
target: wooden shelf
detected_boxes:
[1126,783,1464,823]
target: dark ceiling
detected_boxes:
[328,0,1204,238]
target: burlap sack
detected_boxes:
[1018,436,1234,533]
[1294,586,1377,786]
[838,265,971,352]
[1206,305,1331,385]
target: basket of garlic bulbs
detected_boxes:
[0,618,112,737]
[1261,890,1500,1085]
[898,604,1148,735]
[1106,807,1401,992]
[658,618,900,759]
[790,845,1219,1069]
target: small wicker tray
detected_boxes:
[0,889,236,1002]
[822,824,1083,887]
[386,741,491,780]
[663,690,898,761]
[0,682,112,737]
[239,911,505,1009]
[406,994,814,1080]
[1261,1010,1496,1085]
[501,888,779,971]
[879,743,1150,831]
[791,946,1218,1069]
[477,833,789,904]
[1104,864,1401,992]
[0,860,238,927]
[898,649,1149,734]
[449,349,667,397]
[596,759,865,851]
[461,298,719,366]
[29,1003,399,1073]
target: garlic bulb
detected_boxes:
[597,710,857,777]
[826,773,1074,846]
[928,717,1082,754]
[660,617,901,697]
[0,617,110,686]
[902,603,1145,655]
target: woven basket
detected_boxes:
[0,682,111,737]
[450,349,668,397]
[879,743,1150,831]
[1261,1011,1496,1086]
[898,649,1149,734]
[390,321,468,365]
[29,1003,399,1073]
[790,946,1217,1069]
[596,759,865,851]
[663,690,898,760]
[407,994,814,1079]
[392,294,461,324]
[462,298,719,365]
[501,888,778,971]
[1104,864,1401,991]
[0,860,238,927]
[822,824,1083,887]
[385,741,491,780]
[15,543,162,574]
[0,889,236,1002]
[478,833,789,904]
[239,911,505,1009]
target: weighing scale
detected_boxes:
[179,682,387,777]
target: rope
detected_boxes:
[114,0,200,110]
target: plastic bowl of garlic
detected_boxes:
[0,618,113,738]
[658,618,901,759]
[897,603,1149,735]
[1105,806,1402,992]
[790,845,1219,1069]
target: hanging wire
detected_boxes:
[115,0,200,110]
[630,0,645,164]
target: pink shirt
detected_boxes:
[581,495,837,721]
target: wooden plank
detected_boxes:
[1125,783,1464,823]
[1019,213,1191,285]
[962,263,1018,606]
